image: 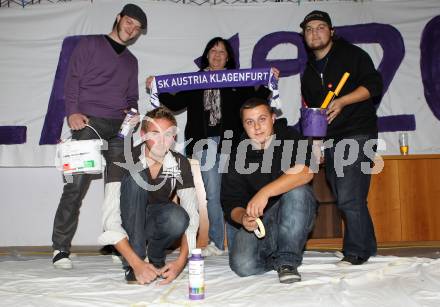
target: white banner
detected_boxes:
[1,0,439,166]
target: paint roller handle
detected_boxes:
[320,72,350,109]
[334,72,350,96]
[320,91,335,109]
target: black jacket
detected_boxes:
[301,38,383,140]
[221,118,312,228]
[159,86,270,156]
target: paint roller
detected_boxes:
[320,72,350,109]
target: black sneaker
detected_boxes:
[125,267,138,284]
[52,250,72,269]
[99,245,115,255]
[277,265,301,284]
[339,255,368,266]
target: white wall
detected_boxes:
[0,168,103,247]
[1,0,440,246]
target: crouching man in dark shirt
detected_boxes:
[222,97,317,284]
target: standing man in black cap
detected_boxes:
[52,4,147,269]
[300,11,383,265]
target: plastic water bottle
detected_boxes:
[118,108,137,138]
[188,248,205,300]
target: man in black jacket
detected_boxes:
[300,11,383,265]
[222,98,317,284]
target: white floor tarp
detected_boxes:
[0,252,439,306]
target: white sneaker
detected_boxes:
[111,254,122,264]
[52,250,73,269]
[201,242,225,257]
[334,251,344,259]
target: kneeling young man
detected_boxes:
[108,107,199,285]
[222,98,317,284]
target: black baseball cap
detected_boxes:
[120,4,147,29]
[300,10,332,29]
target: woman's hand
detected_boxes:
[271,67,280,80]
[146,76,155,90]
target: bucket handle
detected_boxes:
[55,124,104,171]
[61,124,103,142]
[83,124,103,141]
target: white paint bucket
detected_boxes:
[56,125,104,175]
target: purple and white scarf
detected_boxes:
[149,67,281,109]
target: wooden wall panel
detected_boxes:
[310,167,342,239]
[368,159,402,242]
[399,158,440,241]
[197,155,440,250]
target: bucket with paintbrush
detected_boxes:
[300,72,350,137]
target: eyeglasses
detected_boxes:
[304,24,330,34]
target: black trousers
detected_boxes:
[52,116,126,252]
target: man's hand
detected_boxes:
[246,189,270,218]
[241,213,258,232]
[132,262,160,285]
[326,98,346,124]
[68,113,89,130]
[131,114,140,126]
[158,258,186,285]
[123,109,140,126]
[312,140,325,165]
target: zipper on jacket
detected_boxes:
[309,56,329,91]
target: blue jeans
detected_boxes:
[229,185,316,277]
[120,173,189,268]
[193,136,225,250]
[226,223,238,252]
[325,134,377,259]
